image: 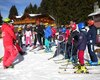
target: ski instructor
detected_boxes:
[1,18,18,69]
[87,20,98,66]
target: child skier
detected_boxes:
[74,22,88,73]
[44,23,52,53]
[16,27,23,47]
[16,27,26,55]
[24,24,32,47]
[51,24,57,44]
[67,22,79,63]
[48,25,67,59]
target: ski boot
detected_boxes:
[48,48,52,52]
[4,64,14,69]
[32,46,37,49]
[88,60,98,66]
[44,47,49,53]
[45,46,52,53]
[38,46,45,50]
[0,57,3,63]
[19,51,26,55]
[74,66,89,74]
[98,60,100,65]
[73,64,81,69]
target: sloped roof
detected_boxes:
[15,14,55,20]
[88,9,100,16]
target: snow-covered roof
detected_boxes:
[15,14,55,21]
[29,14,41,17]
[16,15,22,18]
[29,14,55,20]
[49,15,55,20]
[88,9,100,16]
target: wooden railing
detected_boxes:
[14,20,35,25]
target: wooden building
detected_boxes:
[12,13,55,25]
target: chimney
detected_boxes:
[94,1,99,12]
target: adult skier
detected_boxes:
[87,20,98,66]
[1,18,18,69]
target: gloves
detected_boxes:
[90,40,93,43]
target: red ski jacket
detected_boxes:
[1,23,16,47]
[51,27,56,37]
[65,29,70,41]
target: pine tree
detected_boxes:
[24,3,38,14]
[39,0,99,25]
[33,4,38,13]
[0,12,3,25]
[8,5,18,19]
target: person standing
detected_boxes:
[74,22,88,73]
[51,24,57,44]
[16,27,23,47]
[16,27,26,55]
[44,23,52,52]
[1,18,18,69]
[32,21,44,50]
[67,22,79,63]
[24,25,32,47]
[87,20,98,66]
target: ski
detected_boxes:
[61,61,73,66]
[53,58,64,61]
[59,65,100,70]
[58,69,100,74]
[29,47,40,54]
[59,66,69,69]
[58,69,75,74]
[54,59,69,64]
[48,57,53,60]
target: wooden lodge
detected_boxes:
[12,13,55,25]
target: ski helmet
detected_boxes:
[51,24,54,27]
[18,27,22,31]
[44,23,48,26]
[87,20,94,26]
[78,22,85,30]
[71,23,76,30]
[3,18,11,23]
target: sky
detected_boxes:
[0,0,42,19]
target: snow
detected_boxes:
[29,14,42,17]
[16,16,22,18]
[0,39,100,80]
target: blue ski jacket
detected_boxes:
[44,26,52,39]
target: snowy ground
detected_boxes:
[0,39,100,80]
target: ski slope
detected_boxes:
[0,39,100,80]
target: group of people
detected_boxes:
[1,18,57,69]
[50,20,98,73]
[1,18,99,74]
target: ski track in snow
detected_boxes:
[0,39,100,80]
